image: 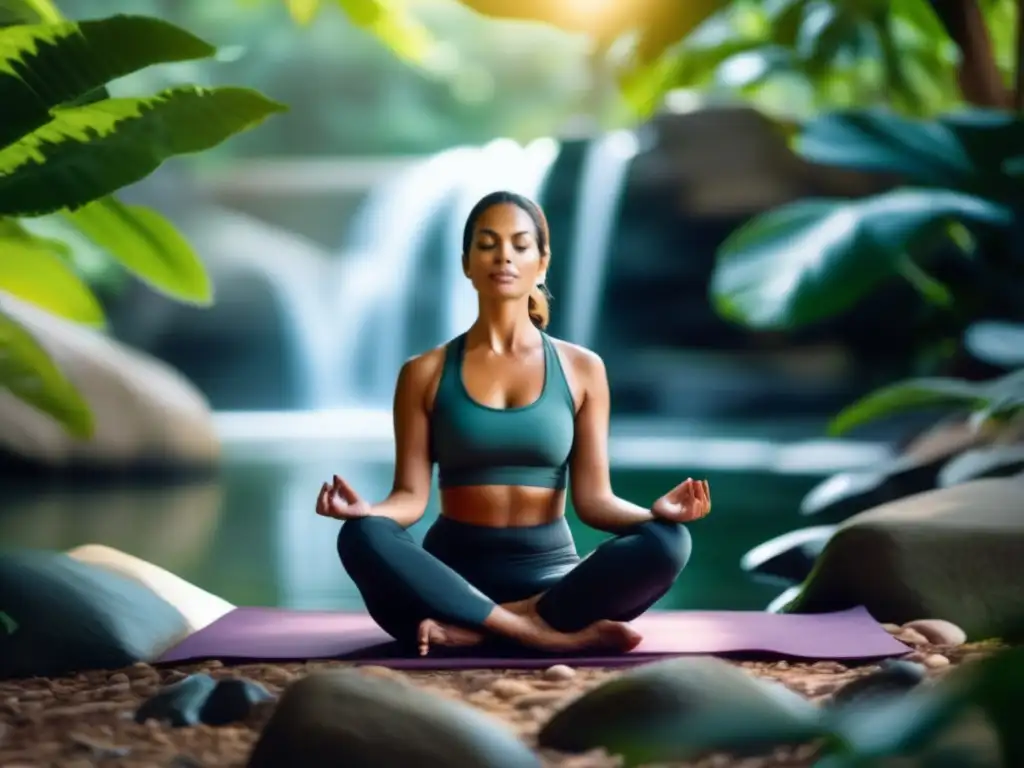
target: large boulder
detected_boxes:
[537,656,822,763]
[787,476,1024,639]
[0,291,219,472]
[0,549,190,679]
[248,669,540,768]
[67,544,234,633]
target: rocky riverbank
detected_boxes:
[0,626,1005,768]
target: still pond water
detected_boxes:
[0,423,859,613]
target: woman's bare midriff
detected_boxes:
[439,485,566,527]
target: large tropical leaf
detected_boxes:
[829,367,1024,435]
[61,198,213,305]
[0,0,60,26]
[795,109,979,185]
[0,213,66,255]
[0,302,92,438]
[710,188,1012,329]
[0,85,288,217]
[796,108,1024,195]
[0,218,103,324]
[0,15,216,149]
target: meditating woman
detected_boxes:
[316,190,712,656]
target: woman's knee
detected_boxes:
[336,515,402,564]
[637,519,692,575]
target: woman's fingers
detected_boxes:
[328,491,349,517]
[333,474,360,503]
[418,622,430,657]
[316,484,330,515]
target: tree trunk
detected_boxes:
[929,0,1009,108]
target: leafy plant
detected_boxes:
[0,1,285,438]
[447,0,1018,119]
[831,367,1024,436]
[703,8,1024,435]
[276,0,436,64]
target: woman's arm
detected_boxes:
[367,353,437,528]
[568,348,656,532]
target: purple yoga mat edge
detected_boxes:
[155,605,911,669]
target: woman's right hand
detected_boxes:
[316,475,372,520]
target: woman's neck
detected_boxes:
[469,300,538,353]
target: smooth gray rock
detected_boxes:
[537,656,824,763]
[136,674,219,727]
[0,549,189,679]
[0,291,219,472]
[247,669,540,768]
[202,677,275,726]
[787,477,1024,640]
[829,660,927,708]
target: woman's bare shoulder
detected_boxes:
[397,342,451,408]
[548,337,606,379]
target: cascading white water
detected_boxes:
[563,130,640,348]
[326,147,480,406]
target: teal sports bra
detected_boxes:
[430,332,576,490]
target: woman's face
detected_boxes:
[464,203,548,301]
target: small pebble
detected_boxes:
[903,619,967,646]
[896,628,929,646]
[923,654,951,669]
[489,678,534,699]
[543,664,576,681]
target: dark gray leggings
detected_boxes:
[336,514,691,647]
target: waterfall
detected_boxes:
[213,132,638,414]
[325,147,480,406]
[563,130,640,348]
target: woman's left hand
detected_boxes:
[651,478,711,523]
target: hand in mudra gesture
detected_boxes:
[316,475,372,520]
[651,478,711,523]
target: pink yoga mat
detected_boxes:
[157,607,909,669]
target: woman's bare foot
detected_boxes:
[575,619,644,653]
[513,611,643,654]
[417,619,485,656]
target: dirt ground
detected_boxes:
[0,640,1004,768]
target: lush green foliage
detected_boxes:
[0,1,285,437]
[280,0,435,63]
[443,0,1019,119]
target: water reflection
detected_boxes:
[0,443,829,613]
[0,481,223,573]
